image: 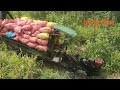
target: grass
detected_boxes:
[0,43,69,79]
[0,11,119,79]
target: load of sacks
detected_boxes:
[0,17,57,52]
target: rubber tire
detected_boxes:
[74,70,87,79]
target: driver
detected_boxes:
[0,11,13,19]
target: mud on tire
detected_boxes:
[74,70,87,79]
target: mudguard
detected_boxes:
[53,24,77,38]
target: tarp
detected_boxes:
[53,25,77,38]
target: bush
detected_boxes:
[0,43,37,79]
[0,43,69,79]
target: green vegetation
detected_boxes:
[0,11,119,79]
[0,43,69,79]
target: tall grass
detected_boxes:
[0,43,69,79]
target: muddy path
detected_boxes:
[35,59,105,79]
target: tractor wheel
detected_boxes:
[6,43,20,55]
[74,70,87,79]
